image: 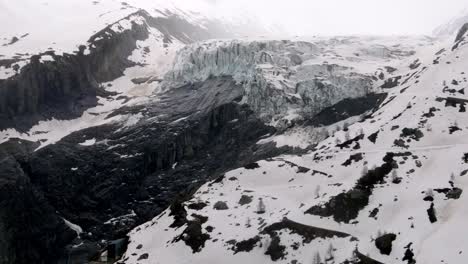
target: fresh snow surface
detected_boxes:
[122,33,468,264]
[63,218,83,237]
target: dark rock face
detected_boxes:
[0,10,238,131]
[453,23,468,50]
[0,12,150,131]
[306,93,387,127]
[0,140,76,264]
[0,78,290,263]
[375,233,397,255]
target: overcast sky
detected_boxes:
[206,0,468,35]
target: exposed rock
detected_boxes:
[213,201,229,210]
[0,140,76,264]
[375,233,396,255]
[238,195,253,206]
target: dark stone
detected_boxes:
[137,253,149,260]
[369,208,379,219]
[213,201,229,210]
[400,128,424,141]
[381,76,402,88]
[187,202,208,210]
[368,131,379,144]
[244,162,260,169]
[238,195,253,206]
[375,233,396,255]
[342,153,364,166]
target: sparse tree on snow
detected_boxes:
[257,198,266,214]
[315,185,321,198]
[391,170,398,183]
[426,123,432,132]
[321,128,330,138]
[312,251,322,264]
[361,165,369,176]
[426,188,434,197]
[326,243,335,259]
[343,122,349,131]
[345,131,351,141]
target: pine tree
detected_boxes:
[257,198,266,214]
[450,172,456,183]
[315,185,321,198]
[326,243,334,259]
[313,251,322,264]
[245,217,251,227]
[343,122,349,131]
[377,230,383,238]
[391,170,399,183]
[426,188,434,197]
[426,123,432,132]
[361,165,369,176]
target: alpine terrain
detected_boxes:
[1,1,468,264]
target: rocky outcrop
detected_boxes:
[453,23,468,50]
[375,233,397,255]
[0,11,150,130]
[0,10,242,131]
[0,139,76,264]
[0,77,294,263]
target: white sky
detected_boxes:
[207,0,468,35]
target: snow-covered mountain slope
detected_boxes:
[121,27,468,264]
[433,9,468,38]
[162,36,437,127]
[0,0,278,148]
[0,0,278,80]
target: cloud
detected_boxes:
[206,0,468,35]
